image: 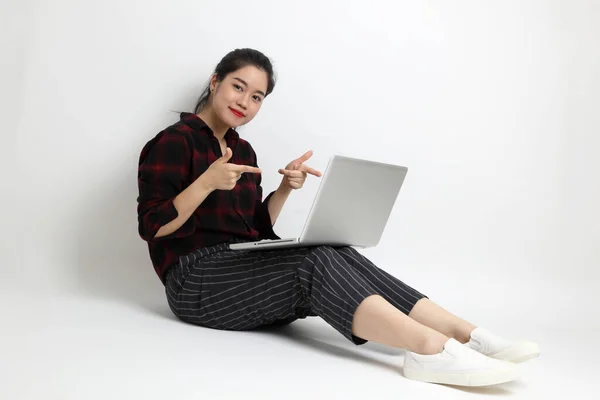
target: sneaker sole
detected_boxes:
[489,342,540,363]
[403,366,521,387]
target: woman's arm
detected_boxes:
[138,131,205,242]
[267,150,322,225]
[267,183,293,225]
[154,174,215,238]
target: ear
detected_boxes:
[210,74,219,92]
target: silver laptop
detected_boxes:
[229,154,408,251]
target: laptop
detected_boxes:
[229,154,408,251]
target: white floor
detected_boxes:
[2,267,598,400]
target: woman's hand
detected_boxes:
[278,150,322,190]
[205,147,262,191]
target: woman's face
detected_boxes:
[210,65,268,128]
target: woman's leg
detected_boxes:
[352,294,449,354]
[408,298,477,344]
[166,244,447,354]
[296,246,448,354]
[166,244,521,387]
[335,246,477,343]
[165,244,311,331]
[334,247,540,365]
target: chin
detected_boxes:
[229,117,242,128]
[218,110,238,127]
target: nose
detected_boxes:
[237,93,249,110]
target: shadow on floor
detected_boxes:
[250,322,524,395]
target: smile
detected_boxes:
[229,108,245,118]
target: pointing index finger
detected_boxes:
[298,164,322,177]
[233,164,262,174]
[242,165,262,174]
[295,150,313,164]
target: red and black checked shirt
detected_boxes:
[137,112,280,283]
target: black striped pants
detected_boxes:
[165,241,428,345]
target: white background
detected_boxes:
[2,0,599,399]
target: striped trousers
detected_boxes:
[165,241,428,345]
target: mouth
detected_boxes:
[229,107,245,118]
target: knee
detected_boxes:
[308,246,348,269]
[310,245,343,259]
[337,245,358,255]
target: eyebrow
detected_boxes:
[233,77,266,97]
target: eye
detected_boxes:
[252,95,263,102]
[233,84,243,91]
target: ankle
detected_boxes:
[415,331,449,355]
[454,325,477,344]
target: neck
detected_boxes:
[197,107,229,141]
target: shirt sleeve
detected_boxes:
[252,152,281,240]
[137,131,196,242]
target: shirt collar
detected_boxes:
[180,112,240,141]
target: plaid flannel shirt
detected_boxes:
[137,112,279,283]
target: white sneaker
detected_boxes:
[403,338,521,387]
[466,327,540,363]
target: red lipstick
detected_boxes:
[229,108,245,118]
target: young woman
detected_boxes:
[137,48,539,387]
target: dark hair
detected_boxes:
[193,48,276,114]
